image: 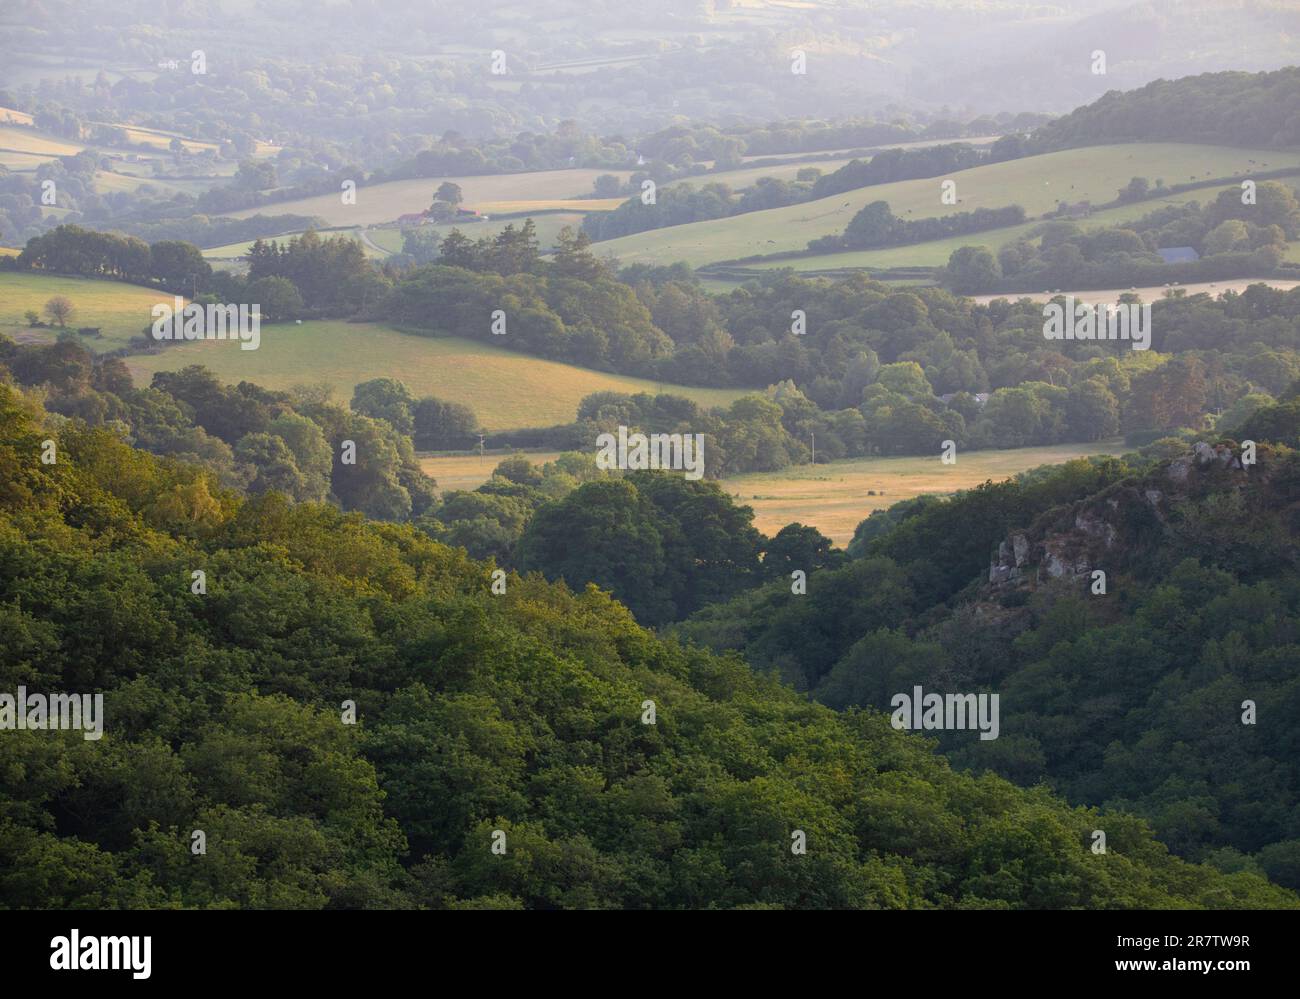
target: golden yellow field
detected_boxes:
[0,120,271,171]
[418,440,1131,543]
[0,107,35,126]
[419,451,568,491]
[725,441,1131,543]
[0,150,52,170]
[0,125,83,156]
[92,123,219,153]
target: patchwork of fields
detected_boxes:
[219,151,918,234]
[0,119,275,210]
[731,177,1300,276]
[734,187,1231,272]
[594,143,1300,268]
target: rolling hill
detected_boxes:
[595,143,1300,269]
[125,320,747,430]
[227,170,635,228]
[222,150,903,233]
[730,177,1300,276]
[0,272,171,349]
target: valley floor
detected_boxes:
[420,440,1132,545]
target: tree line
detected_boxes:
[809,202,1027,254]
[943,181,1300,294]
[582,140,1020,243]
[1026,67,1300,153]
[15,224,1300,475]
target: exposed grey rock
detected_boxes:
[1075,510,1117,547]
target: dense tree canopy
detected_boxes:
[674,414,1300,887]
[1,382,1295,909]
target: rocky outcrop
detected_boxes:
[987,441,1254,590]
[1166,441,1245,483]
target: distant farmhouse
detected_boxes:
[1156,246,1200,264]
[392,206,485,228]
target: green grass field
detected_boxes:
[473,198,624,214]
[90,170,196,197]
[669,159,859,191]
[125,321,748,430]
[732,177,1300,274]
[418,440,1130,542]
[0,272,169,349]
[736,189,1223,272]
[227,170,636,227]
[361,229,406,254]
[733,135,1001,165]
[596,144,1300,268]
